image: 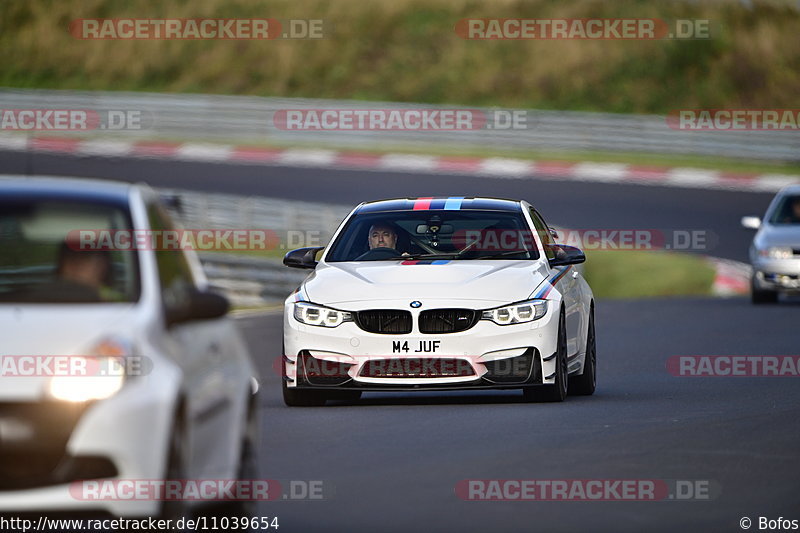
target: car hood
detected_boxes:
[0,303,138,400]
[755,224,800,249]
[302,260,550,305]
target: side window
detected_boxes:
[528,208,556,261]
[147,203,196,307]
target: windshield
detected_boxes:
[0,199,140,303]
[326,210,540,262]
[768,194,800,225]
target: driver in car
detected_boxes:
[56,241,122,301]
[356,222,410,259]
[368,223,399,250]
[778,196,800,224]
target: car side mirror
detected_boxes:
[165,288,229,327]
[549,244,586,267]
[284,246,324,269]
[741,216,761,230]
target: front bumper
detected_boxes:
[0,364,179,517]
[752,257,800,292]
[283,299,560,390]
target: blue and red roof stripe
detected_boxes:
[357,197,518,213]
[412,197,464,210]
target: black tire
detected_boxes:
[282,344,328,406]
[524,310,568,403]
[569,306,596,396]
[751,278,778,304]
[282,376,328,406]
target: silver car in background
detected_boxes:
[742,185,800,304]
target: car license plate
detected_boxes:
[391,340,441,354]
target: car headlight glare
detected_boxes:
[294,302,352,327]
[481,300,548,325]
[759,247,794,260]
[48,338,130,402]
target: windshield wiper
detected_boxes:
[399,252,460,260]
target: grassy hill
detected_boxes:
[1,0,798,113]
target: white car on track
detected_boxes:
[742,184,800,304]
[0,176,258,518]
[282,197,595,406]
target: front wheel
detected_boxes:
[524,310,568,403]
[751,277,778,304]
[282,345,328,406]
[282,377,328,406]
[569,306,596,396]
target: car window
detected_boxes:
[147,203,197,307]
[0,199,140,303]
[326,210,539,261]
[768,194,800,225]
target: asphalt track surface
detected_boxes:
[241,299,800,533]
[1,150,798,532]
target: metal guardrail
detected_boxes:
[161,189,351,306]
[1,88,797,161]
[199,252,306,306]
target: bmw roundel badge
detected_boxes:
[410,301,422,308]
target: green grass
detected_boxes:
[582,249,716,299]
[1,0,799,115]
[201,247,289,260]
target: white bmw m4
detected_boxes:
[282,197,595,406]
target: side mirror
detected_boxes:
[284,246,324,269]
[165,288,229,327]
[741,216,761,230]
[549,244,586,267]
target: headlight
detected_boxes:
[481,300,548,325]
[294,302,353,327]
[48,338,129,402]
[759,247,794,259]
